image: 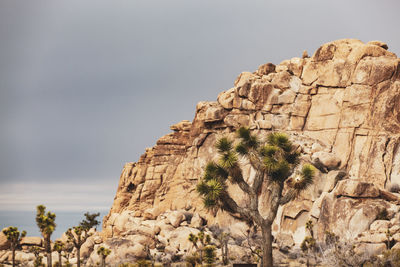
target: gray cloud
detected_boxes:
[0,0,399,211]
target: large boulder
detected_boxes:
[20,236,43,247]
[190,213,204,228]
[334,179,380,198]
[167,211,186,228]
[0,228,10,250]
[312,151,341,171]
[317,192,389,240]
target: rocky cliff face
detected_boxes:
[103,39,400,251]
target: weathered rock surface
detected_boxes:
[0,229,10,250]
[99,40,400,262]
[20,236,43,247]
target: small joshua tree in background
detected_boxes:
[197,127,315,267]
[216,232,230,265]
[80,212,100,230]
[54,240,65,267]
[301,220,317,267]
[67,212,100,267]
[29,246,44,267]
[2,226,26,267]
[36,205,56,267]
[188,231,211,264]
[203,245,217,266]
[66,226,87,267]
[97,246,111,267]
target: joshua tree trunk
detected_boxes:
[101,256,105,267]
[58,251,62,267]
[77,246,81,267]
[46,236,52,267]
[199,247,203,264]
[261,223,273,267]
[11,245,16,267]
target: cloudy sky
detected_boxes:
[1,0,400,216]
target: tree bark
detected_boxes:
[46,237,52,267]
[77,247,81,267]
[261,222,273,267]
[12,246,15,267]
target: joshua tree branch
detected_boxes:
[229,165,252,195]
[279,189,298,205]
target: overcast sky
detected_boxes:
[1,0,400,215]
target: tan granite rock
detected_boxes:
[102,39,400,251]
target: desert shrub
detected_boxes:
[185,253,200,267]
[318,233,378,266]
[136,259,151,267]
[203,245,217,266]
[377,249,400,266]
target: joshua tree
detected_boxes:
[66,226,85,267]
[2,226,26,267]
[203,245,217,266]
[188,231,211,264]
[80,212,100,231]
[29,246,44,267]
[216,232,229,265]
[36,205,56,267]
[54,240,65,267]
[197,127,315,267]
[301,220,316,267]
[97,246,111,267]
[209,226,230,265]
[66,212,100,267]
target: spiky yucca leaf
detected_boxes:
[237,127,251,141]
[235,142,249,156]
[219,151,238,169]
[205,162,218,174]
[263,156,279,173]
[267,132,291,152]
[292,164,315,190]
[204,161,229,181]
[285,150,300,164]
[203,196,218,209]
[260,145,278,158]
[247,135,259,149]
[196,181,209,196]
[206,179,224,199]
[216,137,233,153]
[270,160,291,181]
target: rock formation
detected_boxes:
[104,38,400,231]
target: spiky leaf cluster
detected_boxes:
[97,246,111,257]
[292,164,316,191]
[53,240,64,253]
[36,205,56,236]
[2,226,26,246]
[203,245,217,265]
[301,236,316,253]
[79,212,100,231]
[197,162,228,210]
[236,128,301,182]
